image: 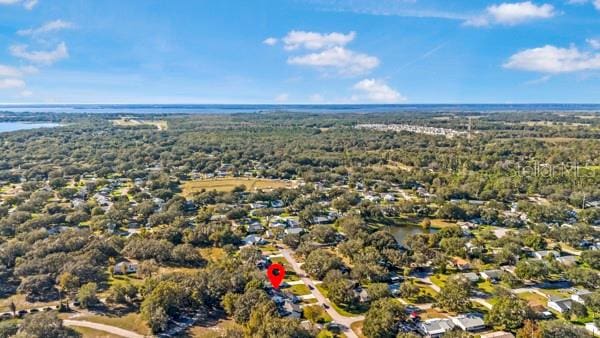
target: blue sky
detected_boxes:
[0,0,599,104]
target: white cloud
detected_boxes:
[10,42,69,65]
[0,0,37,10]
[588,38,600,50]
[288,46,379,76]
[0,78,26,89]
[282,30,356,50]
[465,1,555,26]
[504,45,600,73]
[0,65,23,78]
[274,93,289,102]
[352,79,406,103]
[263,37,278,46]
[18,20,73,36]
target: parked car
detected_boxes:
[322,303,329,309]
[29,308,39,313]
[17,310,28,317]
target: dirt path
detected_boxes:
[64,320,146,338]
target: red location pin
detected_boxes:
[266,263,286,289]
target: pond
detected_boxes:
[0,122,60,133]
[388,225,437,245]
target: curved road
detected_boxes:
[281,248,364,338]
[64,319,146,338]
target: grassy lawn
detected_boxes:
[540,288,570,299]
[430,219,457,229]
[303,304,332,324]
[184,318,241,338]
[78,313,151,335]
[286,284,311,296]
[106,273,145,288]
[408,282,438,304]
[350,320,365,338]
[429,274,448,288]
[181,177,294,195]
[0,294,58,313]
[71,326,122,338]
[518,292,548,307]
[476,280,495,294]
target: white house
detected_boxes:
[547,298,572,313]
[243,235,265,246]
[114,261,138,275]
[556,255,578,266]
[451,314,486,332]
[586,322,599,337]
[533,250,560,260]
[480,269,503,282]
[571,289,593,305]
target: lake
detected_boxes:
[388,225,436,245]
[0,122,60,133]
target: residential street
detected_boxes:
[281,248,364,338]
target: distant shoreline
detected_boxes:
[1,103,600,114]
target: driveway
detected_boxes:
[281,248,364,338]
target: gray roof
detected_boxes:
[420,319,455,335]
[452,314,485,330]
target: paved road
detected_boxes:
[281,248,364,338]
[64,319,146,338]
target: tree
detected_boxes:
[485,295,529,330]
[540,320,592,337]
[17,312,80,338]
[362,298,406,338]
[77,282,98,308]
[137,259,159,278]
[58,272,80,296]
[368,283,391,302]
[515,259,548,281]
[0,320,18,338]
[437,276,471,312]
[399,280,419,299]
[516,320,542,338]
[302,249,343,280]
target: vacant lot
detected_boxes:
[181,177,295,195]
[112,118,167,130]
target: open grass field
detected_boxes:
[71,326,122,338]
[181,177,295,195]
[185,318,240,338]
[78,313,151,335]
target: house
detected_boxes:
[481,332,515,338]
[250,202,268,209]
[451,314,486,332]
[271,200,284,208]
[585,322,599,337]
[285,227,304,235]
[114,261,137,275]
[355,289,370,303]
[383,194,395,202]
[547,298,572,313]
[571,289,593,305]
[243,235,266,246]
[556,255,578,266]
[281,300,302,319]
[247,222,264,233]
[480,269,503,282]
[461,272,480,283]
[418,318,455,338]
[451,257,471,271]
[533,250,560,260]
[530,305,553,319]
